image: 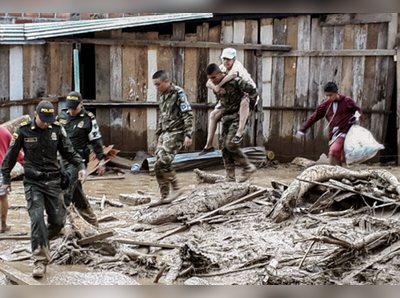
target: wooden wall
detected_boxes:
[0,13,398,161]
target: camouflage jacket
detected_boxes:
[57,107,105,161]
[215,77,258,114]
[1,119,84,185]
[156,84,193,138]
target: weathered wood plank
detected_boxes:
[0,46,10,123]
[243,19,258,147]
[261,49,395,57]
[306,18,326,157]
[59,43,73,96]
[294,15,311,156]
[352,25,368,109]
[47,43,60,97]
[260,18,273,144]
[281,17,298,146]
[341,25,355,97]
[51,38,293,52]
[195,24,210,151]
[23,45,47,99]
[397,34,400,164]
[0,263,42,285]
[320,13,393,26]
[233,20,245,63]
[269,18,286,147]
[122,107,147,153]
[9,46,23,118]
[110,29,123,101]
[94,31,111,146]
[172,23,185,88]
[362,23,380,130]
[146,31,159,153]
[184,33,199,150]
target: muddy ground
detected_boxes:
[1,162,400,285]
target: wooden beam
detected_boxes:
[320,13,393,26]
[397,34,400,165]
[0,97,62,107]
[114,239,180,249]
[262,49,395,57]
[0,263,42,285]
[48,38,292,51]
[77,231,114,246]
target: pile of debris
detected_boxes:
[5,165,400,285]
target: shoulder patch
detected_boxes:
[53,121,60,126]
[20,121,28,126]
[87,112,95,118]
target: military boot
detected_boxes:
[164,171,183,202]
[149,179,170,207]
[238,163,257,183]
[216,168,236,183]
[78,206,99,228]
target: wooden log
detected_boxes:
[397,34,400,165]
[87,176,125,181]
[0,235,30,241]
[114,239,180,249]
[77,231,114,246]
[0,263,42,285]
[107,155,134,169]
[157,188,268,240]
[119,193,151,206]
[0,115,31,133]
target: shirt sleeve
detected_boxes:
[1,129,23,185]
[345,97,363,115]
[57,126,85,171]
[300,102,328,133]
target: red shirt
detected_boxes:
[0,126,24,166]
[300,94,362,139]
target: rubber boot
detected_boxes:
[216,168,236,183]
[78,206,99,228]
[149,178,170,207]
[32,246,50,278]
[165,171,183,202]
[238,163,257,183]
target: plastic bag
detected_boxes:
[344,125,385,166]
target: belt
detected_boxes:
[25,169,60,181]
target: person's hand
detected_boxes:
[295,131,305,139]
[2,184,11,194]
[217,87,226,95]
[78,170,87,183]
[184,137,192,150]
[97,164,106,176]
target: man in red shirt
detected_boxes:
[298,82,362,166]
[0,126,24,233]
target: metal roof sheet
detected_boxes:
[0,13,213,44]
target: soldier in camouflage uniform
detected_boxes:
[1,101,85,278]
[151,70,193,206]
[206,63,258,183]
[57,91,106,227]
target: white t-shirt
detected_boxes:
[220,60,256,88]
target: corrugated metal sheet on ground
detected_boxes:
[0,13,213,44]
[143,146,267,174]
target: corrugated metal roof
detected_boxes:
[0,13,213,44]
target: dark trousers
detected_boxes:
[24,177,66,261]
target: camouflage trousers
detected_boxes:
[220,115,251,171]
[154,131,184,178]
[24,177,66,262]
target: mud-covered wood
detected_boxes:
[270,165,400,223]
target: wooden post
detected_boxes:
[397,34,400,165]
